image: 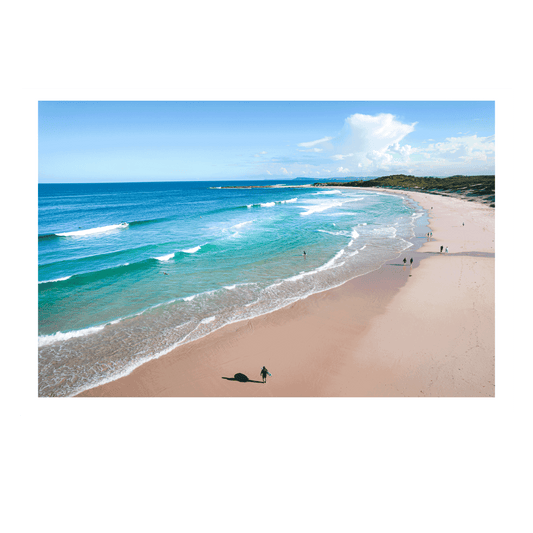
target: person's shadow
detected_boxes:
[222,373,263,384]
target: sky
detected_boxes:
[38,101,495,182]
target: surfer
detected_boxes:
[260,366,271,383]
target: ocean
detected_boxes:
[38,180,425,396]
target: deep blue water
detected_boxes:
[38,180,423,396]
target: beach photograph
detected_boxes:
[39,101,495,398]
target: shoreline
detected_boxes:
[78,189,494,397]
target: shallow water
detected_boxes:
[38,181,424,396]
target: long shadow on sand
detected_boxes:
[222,373,263,384]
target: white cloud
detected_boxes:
[297,136,333,148]
[292,112,493,177]
[422,134,494,163]
[366,151,393,165]
[336,113,416,156]
[331,153,353,161]
[266,170,272,175]
[280,167,291,175]
[297,113,416,173]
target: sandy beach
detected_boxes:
[78,189,494,397]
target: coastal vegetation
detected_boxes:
[312,174,495,207]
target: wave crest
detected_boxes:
[56,222,129,237]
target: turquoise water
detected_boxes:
[38,181,423,396]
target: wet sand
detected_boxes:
[78,189,494,397]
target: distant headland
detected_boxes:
[214,174,495,207]
[313,174,495,207]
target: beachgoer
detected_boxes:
[403,257,407,264]
[440,246,443,253]
[303,251,307,257]
[445,247,449,253]
[260,366,271,383]
[410,258,413,266]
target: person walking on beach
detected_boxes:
[260,366,271,383]
[440,246,443,253]
[403,257,407,265]
[303,251,307,258]
[445,246,449,253]
[410,257,413,267]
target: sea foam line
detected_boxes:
[39,275,72,284]
[232,221,254,229]
[56,223,129,237]
[182,245,201,253]
[155,252,175,261]
[317,229,351,237]
[38,325,106,347]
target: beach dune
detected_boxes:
[78,190,494,397]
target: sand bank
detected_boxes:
[78,189,494,397]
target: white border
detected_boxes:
[18,84,517,418]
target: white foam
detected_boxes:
[182,295,196,301]
[232,221,253,229]
[299,197,363,217]
[200,316,216,324]
[318,229,350,237]
[57,222,128,237]
[279,197,298,203]
[224,285,237,290]
[182,246,201,253]
[155,253,175,261]
[38,325,105,347]
[283,270,315,283]
[260,202,275,207]
[39,275,72,284]
[313,190,342,195]
[300,200,344,216]
[372,226,397,238]
[317,249,345,271]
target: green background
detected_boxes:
[0,2,531,532]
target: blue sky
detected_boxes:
[38,101,495,182]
